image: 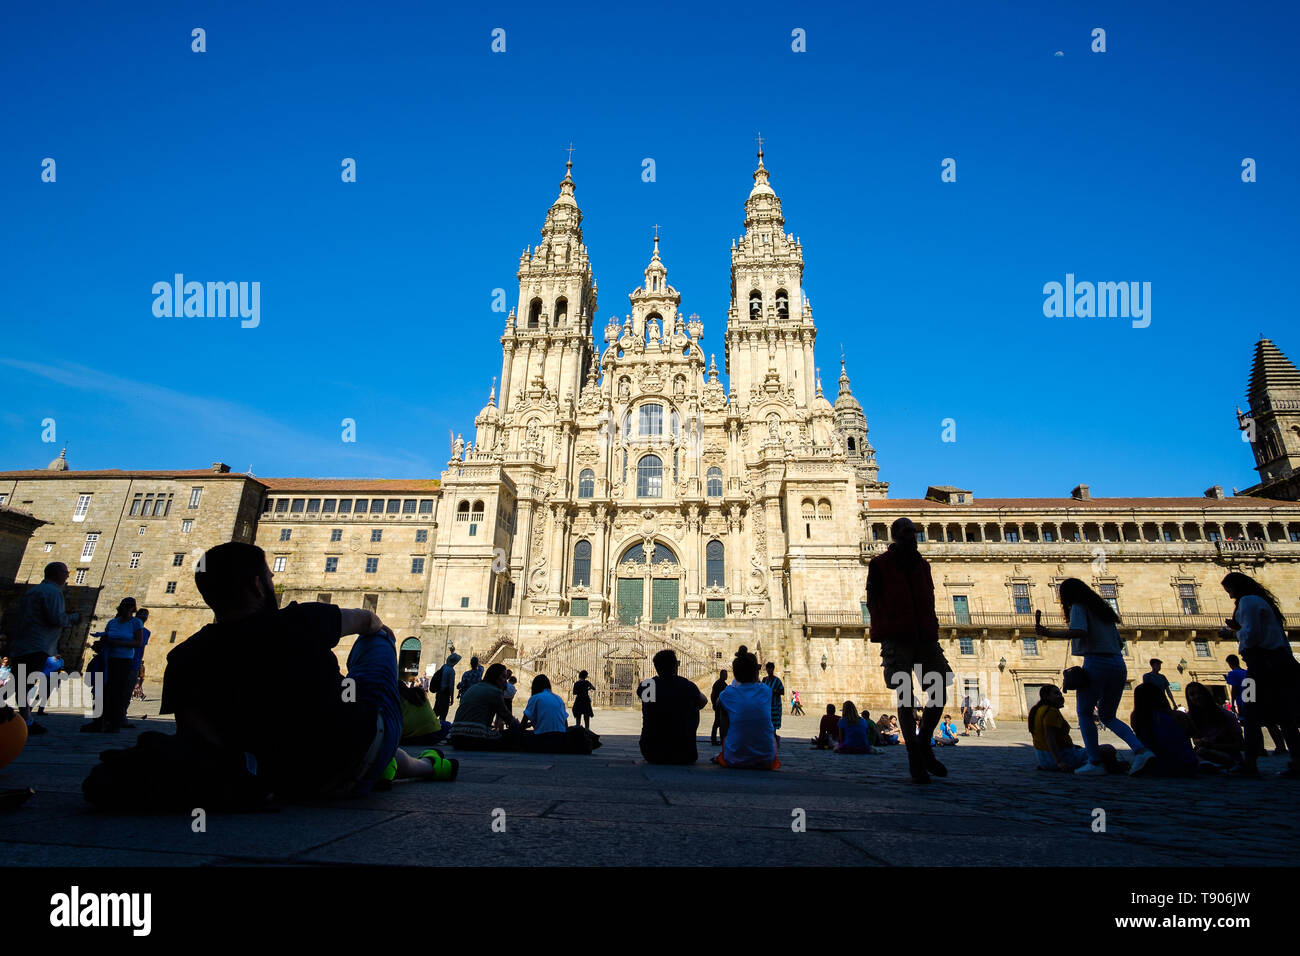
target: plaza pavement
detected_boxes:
[2,689,1297,867]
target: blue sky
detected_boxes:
[1,0,1296,497]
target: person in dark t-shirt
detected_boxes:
[161,542,440,798]
[637,650,707,764]
[812,703,838,749]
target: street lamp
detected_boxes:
[820,653,828,671]
[998,656,1007,671]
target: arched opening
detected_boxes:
[639,404,663,437]
[577,469,595,498]
[527,298,542,329]
[706,467,723,497]
[572,539,591,587]
[616,541,679,624]
[847,436,856,453]
[554,297,568,326]
[749,290,762,319]
[637,454,663,498]
[776,288,789,319]
[706,539,725,588]
[398,637,422,681]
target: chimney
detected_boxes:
[211,462,231,474]
[1071,483,1090,500]
[1204,485,1225,499]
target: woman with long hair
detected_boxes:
[1184,681,1243,770]
[1129,683,1198,777]
[1218,572,1300,777]
[1035,577,1153,776]
[835,700,872,754]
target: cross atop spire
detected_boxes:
[564,142,576,168]
[755,131,765,159]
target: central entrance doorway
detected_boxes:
[615,541,681,624]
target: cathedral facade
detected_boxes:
[3,152,1300,717]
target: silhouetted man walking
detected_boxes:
[867,517,952,784]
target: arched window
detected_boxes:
[577,469,595,498]
[471,500,485,519]
[706,540,725,588]
[555,297,568,326]
[801,499,814,520]
[749,290,762,319]
[639,404,663,437]
[706,467,723,497]
[621,542,677,565]
[817,498,832,520]
[847,436,856,453]
[572,540,591,587]
[637,455,663,498]
[527,298,542,329]
[776,289,789,319]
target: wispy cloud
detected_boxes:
[0,359,435,476]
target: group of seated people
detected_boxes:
[1028,680,1247,776]
[811,703,878,753]
[439,663,601,754]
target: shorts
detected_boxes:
[880,641,952,708]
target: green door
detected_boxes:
[651,578,679,623]
[618,578,643,624]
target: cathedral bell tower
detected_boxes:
[724,142,818,410]
[498,158,598,421]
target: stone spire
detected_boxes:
[47,446,69,471]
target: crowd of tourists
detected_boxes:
[1,512,1296,811]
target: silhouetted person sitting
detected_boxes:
[812,703,838,749]
[451,663,522,750]
[867,517,951,784]
[1129,683,1198,778]
[713,651,779,770]
[159,542,429,799]
[637,649,708,764]
[709,668,729,746]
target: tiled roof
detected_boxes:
[868,496,1300,511]
[259,478,441,493]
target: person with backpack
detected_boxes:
[1218,572,1300,778]
[1035,577,1154,776]
[7,563,79,735]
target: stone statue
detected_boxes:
[453,433,465,460]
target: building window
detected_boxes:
[338,499,353,514]
[73,494,91,521]
[1179,583,1199,615]
[81,533,99,560]
[317,593,332,604]
[280,529,291,542]
[861,602,870,625]
[325,558,338,573]
[460,597,469,608]
[639,404,663,437]
[401,499,416,514]
[43,542,54,552]
[416,529,428,543]
[1162,529,1174,542]
[571,597,589,617]
[354,499,368,514]
[189,487,203,509]
[330,529,343,542]
[130,495,143,516]
[129,552,141,569]
[411,557,425,574]
[1043,530,1055,542]
[138,526,146,536]
[578,469,595,498]
[468,524,477,537]
[371,529,383,543]
[155,494,173,517]
[365,557,379,574]
[165,581,177,594]
[362,594,378,613]
[707,599,726,619]
[273,557,287,572]
[290,498,305,513]
[1194,639,1211,658]
[1100,583,1119,615]
[1005,530,1020,542]
[385,499,400,514]
[706,540,725,587]
[572,540,592,587]
[419,499,434,514]
[1012,583,1031,615]
[1022,637,1039,656]
[172,553,184,567]
[953,595,971,625]
[75,568,88,585]
[637,455,663,498]
[706,467,723,498]
[181,519,193,533]
[959,636,974,655]
[322,499,336,513]
[274,499,289,513]
[305,499,320,513]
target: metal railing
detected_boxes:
[934,610,1231,630]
